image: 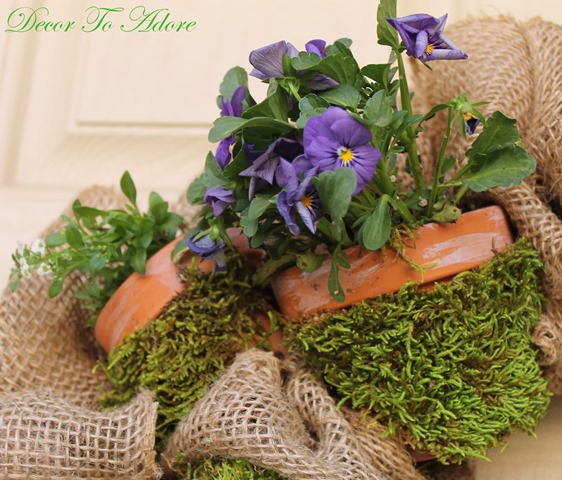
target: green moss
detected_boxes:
[99,253,282,442]
[286,238,551,463]
[180,457,284,480]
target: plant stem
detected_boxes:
[395,51,424,191]
[427,108,453,217]
[287,81,302,102]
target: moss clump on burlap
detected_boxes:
[180,457,284,480]
[98,252,282,446]
[286,238,551,463]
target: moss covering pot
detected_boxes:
[95,228,281,353]
[271,205,514,320]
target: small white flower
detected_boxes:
[20,260,32,278]
[418,197,428,208]
[30,238,46,256]
[36,262,52,277]
[389,175,397,183]
[16,241,25,257]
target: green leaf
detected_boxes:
[208,116,292,143]
[187,174,207,204]
[130,248,147,274]
[73,205,105,220]
[377,0,399,48]
[240,210,259,238]
[48,277,65,298]
[291,52,322,70]
[296,252,325,273]
[466,111,520,160]
[120,171,137,205]
[202,152,228,188]
[65,224,84,249]
[149,192,168,223]
[247,195,273,220]
[253,254,296,286]
[360,195,391,251]
[311,53,361,86]
[364,90,394,127]
[431,204,462,223]
[328,244,350,303]
[360,63,391,84]
[319,85,362,110]
[314,168,357,220]
[172,237,189,263]
[218,66,248,99]
[45,232,66,247]
[296,94,330,129]
[223,146,251,180]
[242,81,288,121]
[462,144,536,192]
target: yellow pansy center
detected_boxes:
[464,112,474,121]
[425,43,434,56]
[337,146,354,165]
[301,195,313,209]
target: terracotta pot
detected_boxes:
[94,229,283,354]
[271,206,514,320]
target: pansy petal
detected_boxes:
[305,39,327,58]
[230,85,246,117]
[296,201,318,234]
[215,138,233,169]
[428,48,468,61]
[249,40,288,79]
[276,158,299,194]
[304,74,339,91]
[415,30,429,59]
[277,191,300,235]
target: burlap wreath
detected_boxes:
[1,15,561,480]
[411,16,562,391]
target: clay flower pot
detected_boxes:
[94,229,281,354]
[271,205,514,320]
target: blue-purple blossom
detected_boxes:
[204,186,235,216]
[305,39,327,58]
[186,234,226,272]
[303,107,381,195]
[240,138,303,199]
[276,159,320,235]
[249,40,337,90]
[386,14,467,62]
[464,112,481,135]
[215,85,246,169]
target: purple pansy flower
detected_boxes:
[240,138,303,199]
[305,39,327,58]
[186,234,226,272]
[303,107,381,195]
[276,159,320,235]
[464,112,481,136]
[386,14,467,62]
[215,85,246,169]
[249,40,337,91]
[204,186,235,216]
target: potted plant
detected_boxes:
[9,0,549,471]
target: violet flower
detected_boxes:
[386,14,467,62]
[464,112,481,135]
[204,186,235,216]
[249,40,337,90]
[305,39,327,58]
[303,107,381,195]
[276,159,320,235]
[215,85,246,169]
[186,234,226,272]
[240,138,303,199]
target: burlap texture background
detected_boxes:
[411,16,562,392]
[4,15,561,480]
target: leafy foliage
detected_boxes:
[10,172,183,324]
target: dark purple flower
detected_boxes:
[303,107,381,195]
[276,159,320,235]
[240,138,303,199]
[249,40,337,90]
[305,39,327,58]
[204,186,235,216]
[464,112,481,135]
[215,85,246,169]
[386,14,467,62]
[186,234,226,272]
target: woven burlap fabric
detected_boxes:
[410,17,562,393]
[163,349,425,480]
[0,390,160,479]
[0,186,161,479]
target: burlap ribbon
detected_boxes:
[411,17,562,391]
